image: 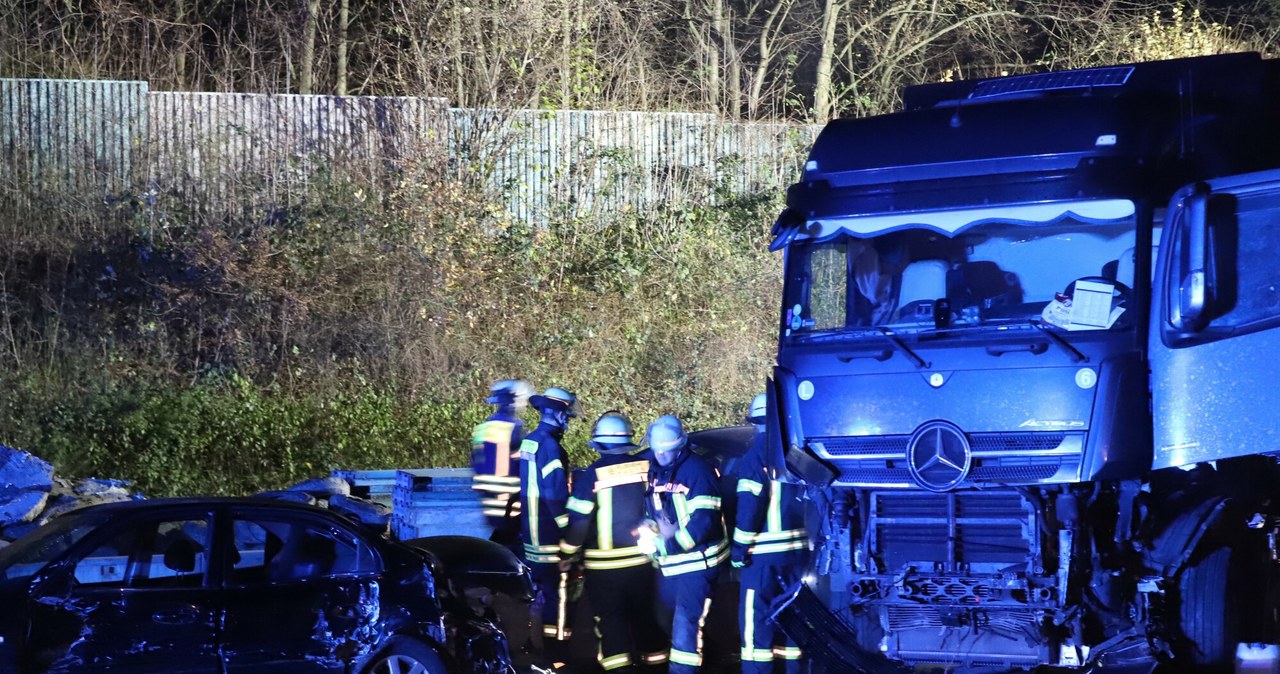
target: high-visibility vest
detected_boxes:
[646,450,728,576]
[562,452,651,570]
[470,414,523,520]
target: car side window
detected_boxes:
[73,528,138,586]
[230,516,375,585]
[73,518,211,589]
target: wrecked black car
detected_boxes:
[0,497,529,674]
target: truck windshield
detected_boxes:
[782,211,1137,339]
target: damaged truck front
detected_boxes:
[770,52,1280,672]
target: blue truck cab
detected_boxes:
[770,52,1280,671]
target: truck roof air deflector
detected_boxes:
[771,198,1135,246]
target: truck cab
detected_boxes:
[770,53,1280,671]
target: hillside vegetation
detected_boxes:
[0,151,781,495]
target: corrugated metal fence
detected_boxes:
[2,79,814,222]
[146,91,448,207]
[1,79,148,201]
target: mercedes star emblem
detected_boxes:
[906,420,972,492]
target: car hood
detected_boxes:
[403,536,534,601]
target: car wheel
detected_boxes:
[1176,545,1238,672]
[364,637,446,674]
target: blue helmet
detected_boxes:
[529,386,582,417]
[644,415,688,453]
[590,411,637,452]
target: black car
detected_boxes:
[0,497,530,674]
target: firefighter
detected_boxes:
[561,411,668,674]
[642,414,728,674]
[471,379,533,542]
[732,393,809,674]
[520,386,581,655]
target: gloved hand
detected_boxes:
[657,517,678,541]
[636,522,661,555]
[731,546,750,568]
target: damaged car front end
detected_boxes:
[0,497,528,674]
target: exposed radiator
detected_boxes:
[870,490,1036,573]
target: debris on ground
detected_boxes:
[1,445,143,542]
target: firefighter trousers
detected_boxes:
[739,561,803,674]
[586,563,669,672]
[528,560,572,645]
[658,564,720,674]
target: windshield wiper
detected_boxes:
[875,327,930,369]
[1030,320,1088,363]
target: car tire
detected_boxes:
[363,636,446,674]
[1176,545,1238,672]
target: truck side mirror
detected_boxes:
[1171,191,1210,332]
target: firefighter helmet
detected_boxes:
[645,415,688,453]
[529,386,582,417]
[590,411,637,452]
[486,379,534,409]
[746,392,767,424]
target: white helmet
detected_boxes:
[746,392,767,424]
[645,415,688,453]
[486,379,534,412]
[529,386,582,418]
[590,411,637,452]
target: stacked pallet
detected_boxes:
[332,468,491,541]
[329,469,399,506]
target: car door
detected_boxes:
[219,507,382,673]
[1150,170,1280,469]
[26,510,220,674]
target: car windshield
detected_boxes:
[781,208,1137,339]
[0,511,112,582]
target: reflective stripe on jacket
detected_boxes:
[519,422,570,562]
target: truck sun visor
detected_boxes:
[769,198,1134,249]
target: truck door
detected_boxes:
[1150,169,1280,469]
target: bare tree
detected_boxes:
[812,0,844,122]
[743,0,802,119]
[682,0,720,111]
[300,0,320,93]
[832,0,1026,117]
[336,0,350,95]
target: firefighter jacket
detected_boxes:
[731,433,808,565]
[561,451,652,571]
[646,449,728,576]
[519,421,570,564]
[471,411,524,521]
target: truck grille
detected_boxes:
[812,431,1083,488]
